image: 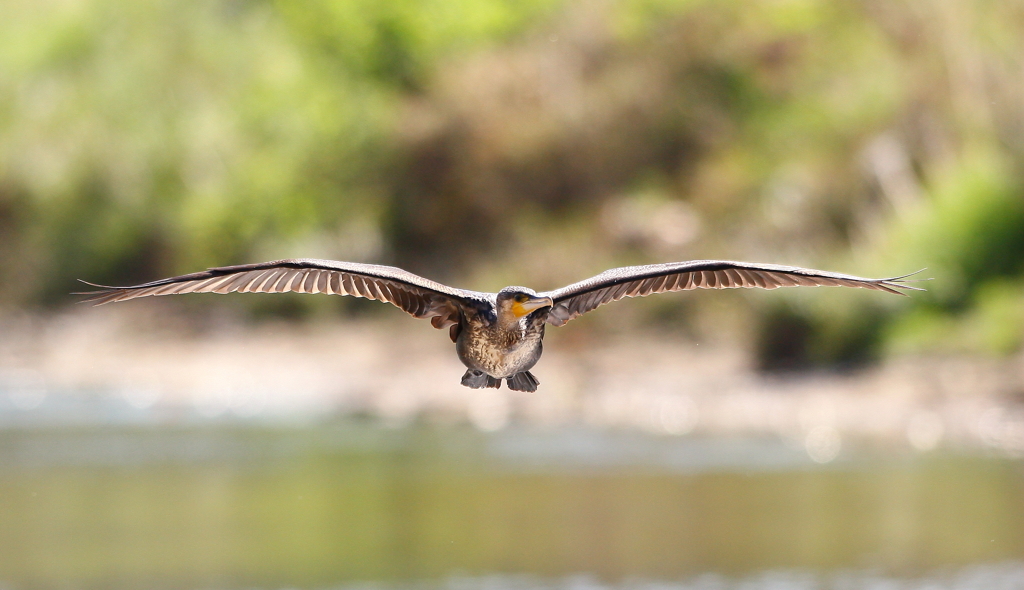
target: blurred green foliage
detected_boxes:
[1,0,1022,364]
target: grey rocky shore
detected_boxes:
[1,306,1022,458]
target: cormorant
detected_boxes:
[78,259,922,392]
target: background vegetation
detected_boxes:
[1,0,1022,367]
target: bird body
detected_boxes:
[455,288,549,389]
[78,259,923,392]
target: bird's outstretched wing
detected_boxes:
[540,260,925,327]
[76,259,481,329]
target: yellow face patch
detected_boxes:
[511,296,553,318]
[511,301,530,318]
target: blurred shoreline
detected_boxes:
[2,306,1022,459]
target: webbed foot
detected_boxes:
[461,370,502,389]
[507,371,539,392]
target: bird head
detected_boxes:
[496,287,553,320]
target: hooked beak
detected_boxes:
[511,295,554,318]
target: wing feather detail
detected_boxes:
[76,258,481,329]
[540,260,924,327]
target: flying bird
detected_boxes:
[78,259,922,392]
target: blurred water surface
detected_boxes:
[0,422,1022,590]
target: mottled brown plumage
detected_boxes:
[77,259,923,391]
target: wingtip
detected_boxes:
[76,278,119,289]
[899,268,931,279]
[881,268,931,294]
[879,281,927,295]
[71,279,121,305]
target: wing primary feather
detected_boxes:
[352,276,370,300]
[270,270,293,292]
[376,281,394,303]
[733,269,754,288]
[362,276,378,299]
[341,274,356,296]
[234,272,261,293]
[869,282,903,295]
[205,276,233,293]
[207,275,237,294]
[366,279,382,300]
[173,280,208,295]
[310,270,325,294]
[240,270,272,293]
[88,293,120,305]
[678,272,692,290]
[193,276,229,294]
[196,276,229,292]
[568,296,583,317]
[326,272,340,295]
[643,277,659,295]
[359,276,375,299]
[307,270,323,294]
[666,274,683,291]
[765,273,793,287]
[293,271,309,294]
[396,287,415,315]
[770,274,794,288]
[265,270,291,292]
[724,268,745,288]
[150,283,182,296]
[161,281,191,295]
[280,271,298,293]
[287,270,306,293]
[218,273,254,294]
[194,275,225,293]
[248,269,278,293]
[276,269,298,291]
[302,271,316,294]
[316,270,330,294]
[390,285,409,312]
[809,276,838,287]
[578,291,596,313]
[234,271,258,293]
[390,284,406,306]
[412,291,429,317]
[611,282,631,301]
[745,270,767,289]
[398,288,417,314]
[267,269,294,292]
[789,274,819,287]
[760,273,782,289]
[297,271,313,294]
[359,276,377,300]
[346,275,363,297]
[393,286,413,313]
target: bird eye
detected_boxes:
[515,294,528,303]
